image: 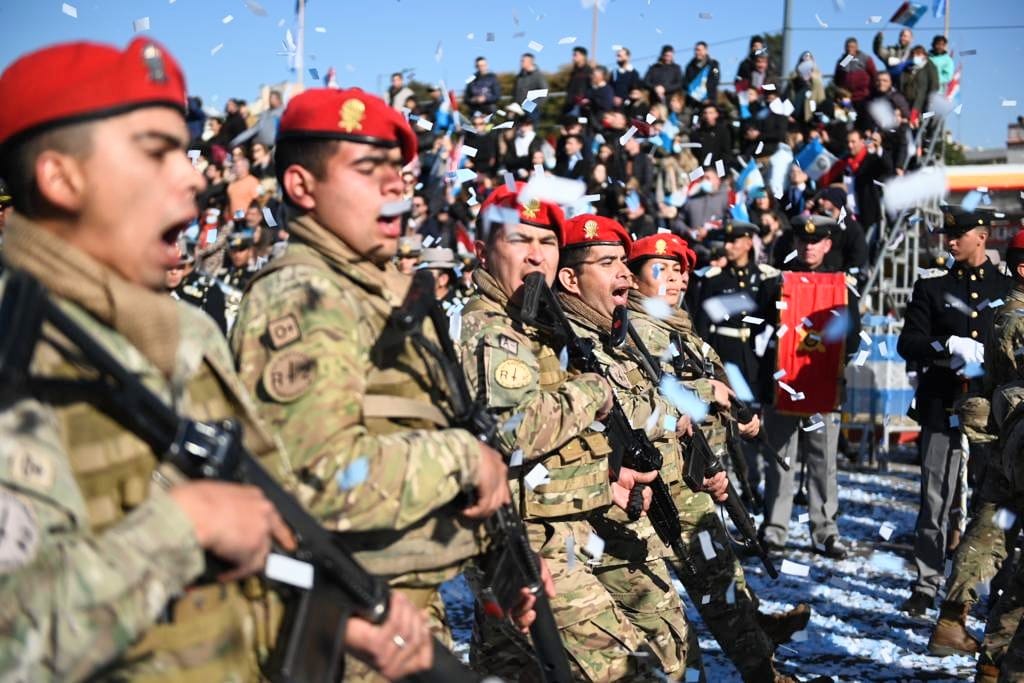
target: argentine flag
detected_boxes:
[794,138,838,182]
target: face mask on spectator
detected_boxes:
[699,180,713,194]
[913,55,926,67]
[798,61,814,79]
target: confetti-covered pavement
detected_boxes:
[442,453,988,681]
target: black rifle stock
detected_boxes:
[518,273,697,579]
[0,269,477,683]
[682,429,779,579]
[619,310,778,579]
[392,270,573,683]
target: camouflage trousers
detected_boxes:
[945,503,1012,608]
[673,485,776,682]
[470,517,665,682]
[981,550,1024,678]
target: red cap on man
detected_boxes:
[562,214,632,254]
[478,182,565,239]
[629,233,691,267]
[277,87,418,164]
[0,38,186,150]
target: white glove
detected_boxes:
[946,336,985,365]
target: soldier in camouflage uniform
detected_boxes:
[557,214,717,679]
[230,88,539,678]
[458,188,668,681]
[627,233,807,683]
[0,38,434,681]
[961,228,1024,683]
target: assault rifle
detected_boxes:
[617,310,779,579]
[0,269,479,683]
[518,272,697,579]
[389,269,573,683]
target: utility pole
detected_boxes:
[781,0,793,75]
[591,3,599,64]
[296,0,306,88]
[944,0,951,39]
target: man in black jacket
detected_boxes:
[610,47,642,108]
[896,207,1012,616]
[564,46,592,115]
[464,56,501,114]
[683,41,721,109]
[691,103,734,167]
[644,44,684,104]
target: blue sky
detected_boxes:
[2,0,1022,149]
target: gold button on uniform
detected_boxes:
[971,330,979,338]
[971,311,978,318]
[970,275,977,281]
[970,292,979,299]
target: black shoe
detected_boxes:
[899,590,933,616]
[814,535,848,560]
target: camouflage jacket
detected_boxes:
[457,270,614,520]
[0,249,282,681]
[231,214,483,580]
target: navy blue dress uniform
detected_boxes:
[172,257,227,334]
[694,219,779,407]
[758,216,861,559]
[896,205,1012,615]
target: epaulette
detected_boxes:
[917,267,947,280]
[757,263,780,278]
[701,266,722,279]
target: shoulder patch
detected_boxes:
[494,358,533,389]
[8,449,56,492]
[607,363,631,388]
[267,314,302,350]
[498,334,519,355]
[262,350,317,402]
[757,263,780,278]
[0,490,39,572]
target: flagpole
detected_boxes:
[944,0,950,39]
[296,0,306,88]
[591,3,599,65]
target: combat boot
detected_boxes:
[975,661,998,683]
[757,603,812,646]
[741,660,797,683]
[928,600,980,656]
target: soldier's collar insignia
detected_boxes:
[339,98,366,133]
[583,220,599,239]
[655,239,667,255]
[521,199,540,219]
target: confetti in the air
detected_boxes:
[211,43,225,55]
[262,207,277,227]
[61,3,78,18]
[585,532,605,563]
[244,0,268,16]
[509,448,525,467]
[524,463,551,490]
[642,297,674,320]
[995,508,1017,530]
[724,362,755,402]
[1003,99,1018,108]
[659,375,709,422]
[528,40,544,52]
[314,26,327,33]
[501,412,526,433]
[222,14,234,23]
[839,54,854,68]
[814,13,828,27]
[702,292,755,323]
[883,167,947,212]
[558,36,578,45]
[878,521,896,541]
[699,530,717,559]
[133,16,151,32]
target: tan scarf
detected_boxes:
[472,268,512,309]
[286,212,409,306]
[556,291,612,337]
[3,215,181,377]
[626,289,694,335]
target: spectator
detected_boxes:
[623,85,651,123]
[465,56,501,114]
[565,46,593,114]
[221,98,248,147]
[227,158,260,216]
[833,37,878,121]
[622,138,656,207]
[502,117,543,178]
[929,35,955,91]
[737,35,776,82]
[899,45,940,127]
[466,111,499,176]
[186,96,206,144]
[585,65,615,120]
[869,71,911,124]
[750,82,788,158]
[814,185,869,274]
[820,128,892,232]
[785,51,826,127]
[513,52,547,117]
[251,141,275,180]
[610,47,642,108]
[873,28,914,78]
[681,166,730,237]
[745,51,772,91]
[388,72,415,111]
[199,162,228,210]
[683,41,721,108]
[691,103,734,167]
[644,44,684,104]
[254,90,284,147]
[783,163,816,220]
[757,205,789,266]
[881,107,914,172]
[554,134,591,181]
[407,192,431,234]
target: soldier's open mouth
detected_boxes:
[611,286,629,305]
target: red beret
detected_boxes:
[278,87,417,164]
[479,182,565,237]
[0,38,186,149]
[562,214,632,254]
[629,233,690,266]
